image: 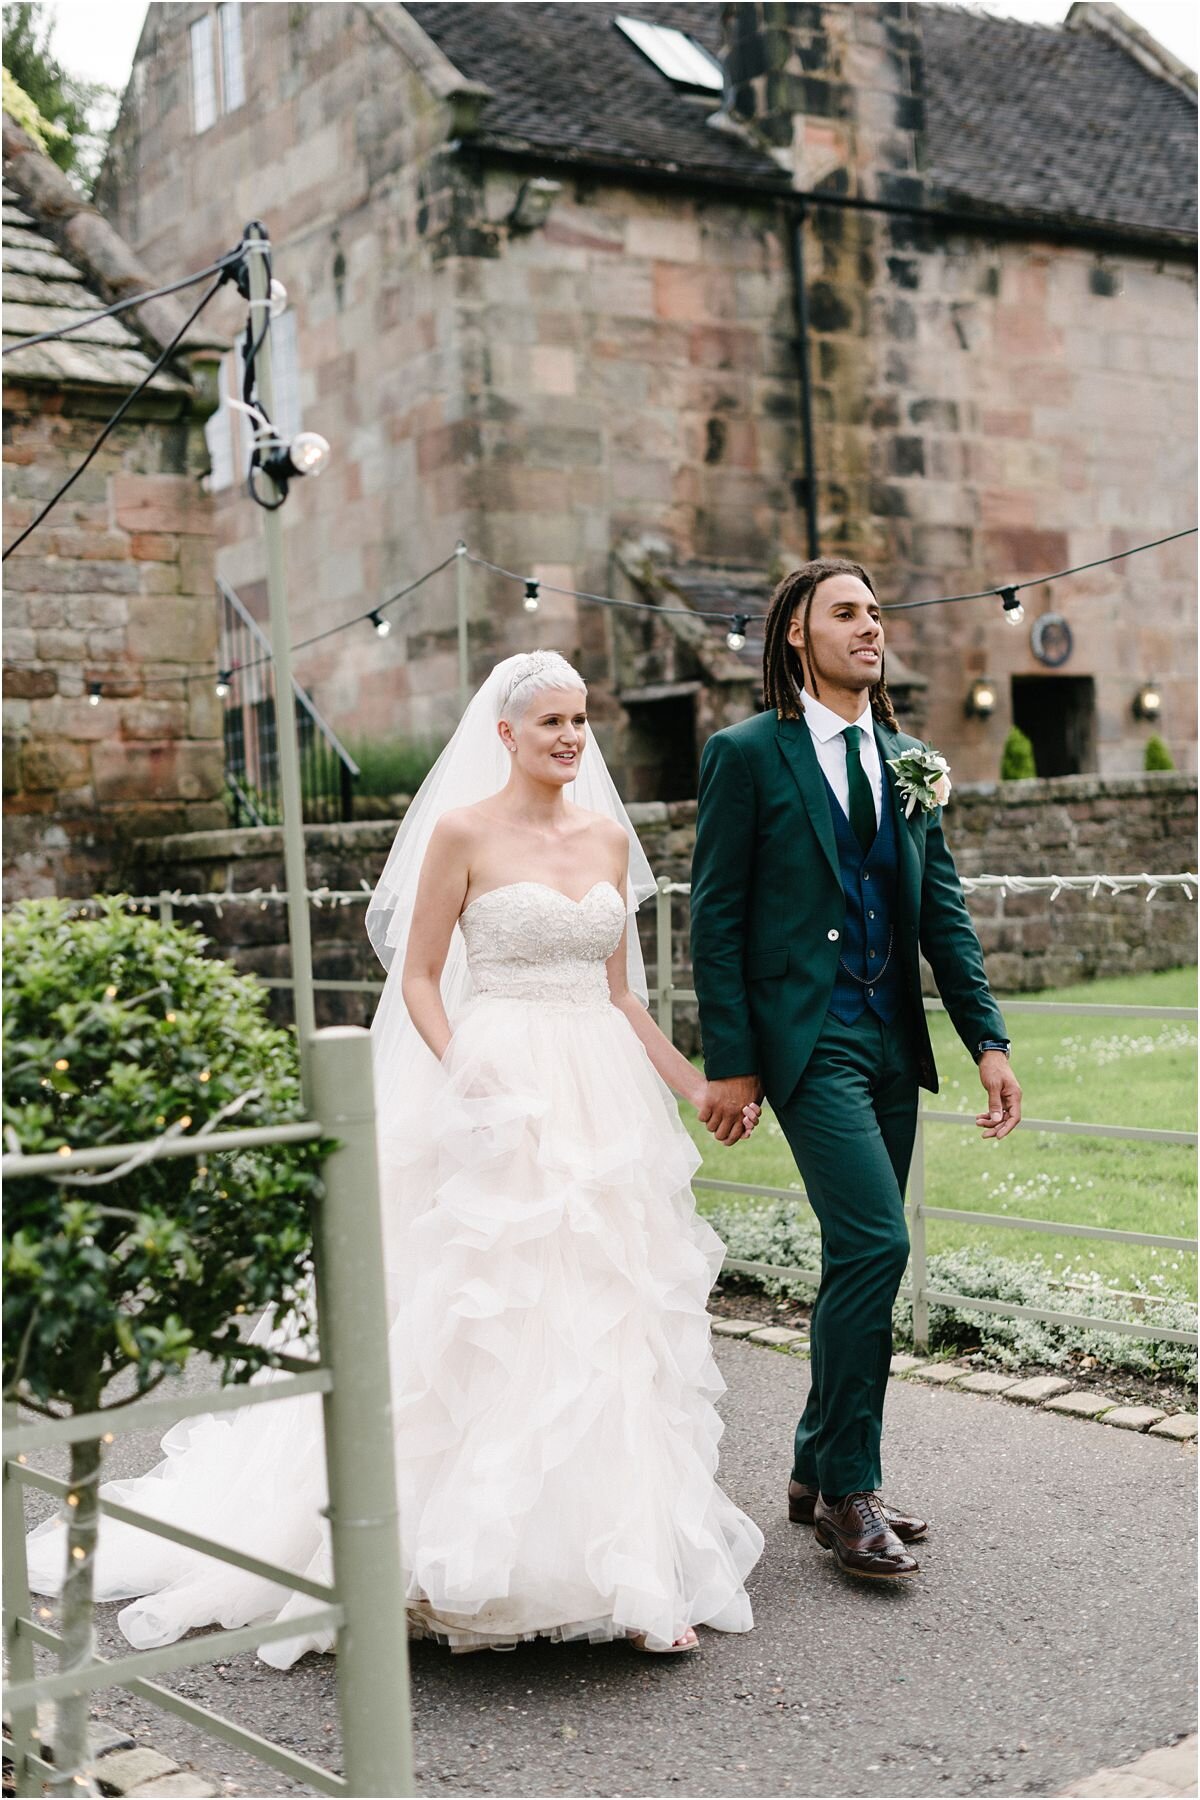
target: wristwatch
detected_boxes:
[976,1038,1011,1061]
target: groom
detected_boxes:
[690,559,1021,1582]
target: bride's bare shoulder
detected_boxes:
[426,804,490,855]
[570,809,629,853]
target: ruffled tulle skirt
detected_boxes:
[26,995,763,1660]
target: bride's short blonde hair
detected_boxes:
[497,650,587,721]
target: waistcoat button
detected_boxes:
[827,928,839,941]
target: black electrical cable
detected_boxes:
[2,245,248,356]
[3,271,232,562]
[464,551,754,623]
[881,527,1199,612]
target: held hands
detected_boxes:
[696,1074,764,1146]
[976,1050,1022,1140]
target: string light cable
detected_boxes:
[7,526,1194,697]
[2,268,236,562]
[1,240,253,357]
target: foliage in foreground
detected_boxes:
[707,1199,1197,1386]
[3,897,327,1411]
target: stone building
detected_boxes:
[2,117,224,897]
[95,1,1196,798]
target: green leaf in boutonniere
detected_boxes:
[887,746,952,818]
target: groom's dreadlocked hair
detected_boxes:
[761,558,898,729]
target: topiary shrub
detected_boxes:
[1144,734,1175,772]
[1000,726,1037,780]
[3,897,328,1787]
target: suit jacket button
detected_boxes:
[827,928,839,941]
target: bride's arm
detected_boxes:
[400,815,471,1060]
[602,835,707,1110]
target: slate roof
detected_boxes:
[404,2,783,183]
[406,1,1196,240]
[921,6,1197,239]
[1,181,190,393]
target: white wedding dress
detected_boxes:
[27,879,763,1658]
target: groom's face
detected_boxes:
[786,574,883,697]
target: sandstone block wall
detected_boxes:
[3,403,223,897]
[131,773,1196,1045]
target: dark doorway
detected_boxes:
[1010,675,1096,777]
[622,692,698,802]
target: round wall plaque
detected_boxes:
[1030,613,1073,667]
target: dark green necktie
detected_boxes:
[843,725,877,856]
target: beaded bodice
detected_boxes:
[458,880,626,1008]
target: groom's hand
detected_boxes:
[976,1051,1022,1140]
[699,1075,763,1145]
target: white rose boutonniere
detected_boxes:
[887,746,952,818]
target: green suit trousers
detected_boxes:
[774,1007,920,1498]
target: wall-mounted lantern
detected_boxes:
[965,677,997,719]
[1133,680,1162,722]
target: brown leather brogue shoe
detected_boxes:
[788,1479,928,1543]
[812,1491,921,1581]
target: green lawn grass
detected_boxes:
[682,966,1197,1297]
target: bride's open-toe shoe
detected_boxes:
[628,1627,699,1655]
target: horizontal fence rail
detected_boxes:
[3,1027,413,1798]
[654,875,1197,1354]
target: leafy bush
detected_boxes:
[348,735,444,798]
[4,897,330,1784]
[1000,726,1037,780]
[707,1198,1197,1385]
[3,896,327,1410]
[1144,734,1175,772]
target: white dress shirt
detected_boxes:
[800,689,883,828]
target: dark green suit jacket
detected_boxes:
[690,709,1007,1106]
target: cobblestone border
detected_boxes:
[710,1318,1199,1442]
[3,1704,221,1796]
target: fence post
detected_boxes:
[157,892,173,929]
[454,540,469,716]
[908,1106,930,1353]
[655,877,674,1043]
[308,1027,413,1799]
[3,1403,40,1799]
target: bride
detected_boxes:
[26,650,764,1659]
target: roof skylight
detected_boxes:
[615,15,725,91]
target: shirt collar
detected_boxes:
[800,689,873,745]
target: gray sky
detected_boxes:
[38,0,1200,97]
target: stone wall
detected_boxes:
[3,405,223,898]
[131,772,1196,1046]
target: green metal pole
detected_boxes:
[3,1404,40,1798]
[308,1027,413,1798]
[655,876,674,1042]
[246,223,316,1091]
[908,1108,930,1353]
[454,539,469,716]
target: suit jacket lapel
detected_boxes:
[775,718,840,887]
[875,721,922,920]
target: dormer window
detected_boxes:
[615,15,724,92]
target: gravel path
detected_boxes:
[22,1339,1196,1797]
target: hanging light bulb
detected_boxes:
[369,609,391,638]
[215,670,232,699]
[1000,586,1025,627]
[260,431,331,496]
[726,612,749,652]
[87,681,102,706]
[523,580,540,614]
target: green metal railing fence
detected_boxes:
[50,877,1197,1359]
[653,877,1198,1355]
[2,1026,414,1799]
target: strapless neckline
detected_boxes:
[460,879,622,920]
